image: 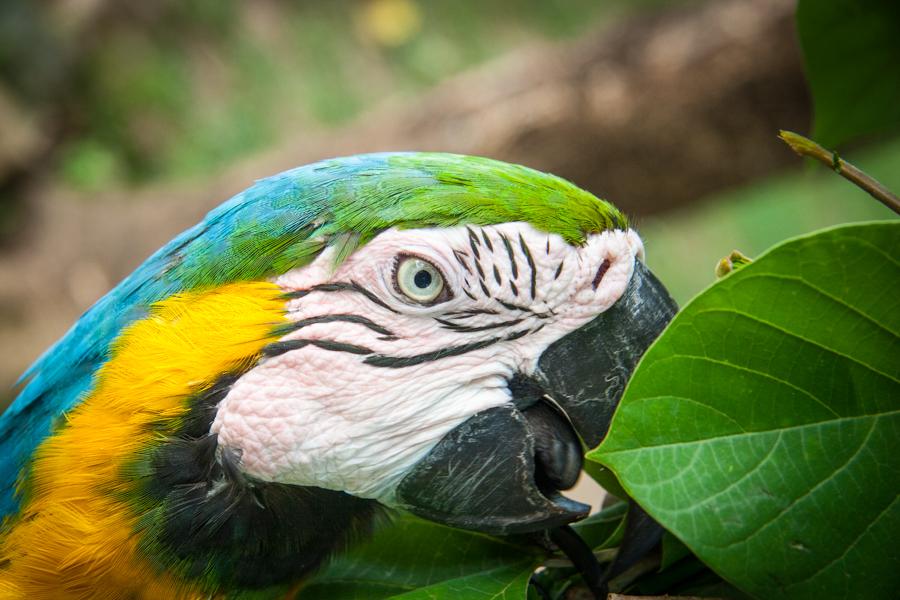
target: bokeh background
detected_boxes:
[1,0,896,415]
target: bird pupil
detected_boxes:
[414,270,432,289]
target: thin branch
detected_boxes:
[778,130,900,215]
[549,526,607,599]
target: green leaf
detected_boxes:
[571,501,627,549]
[589,222,900,599]
[582,460,628,500]
[302,514,541,599]
[391,563,534,599]
[629,555,709,596]
[797,0,900,147]
[659,531,691,571]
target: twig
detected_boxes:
[778,130,900,215]
[549,526,607,599]
[528,573,553,600]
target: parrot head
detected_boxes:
[186,153,677,536]
[211,217,673,535]
[1,152,676,594]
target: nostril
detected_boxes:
[591,258,611,291]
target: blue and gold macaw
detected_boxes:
[0,153,675,598]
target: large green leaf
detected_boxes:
[391,564,533,599]
[302,515,540,599]
[797,0,900,147]
[589,222,900,599]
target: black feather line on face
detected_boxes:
[518,234,537,299]
[453,249,472,275]
[554,260,565,280]
[499,233,519,280]
[494,300,552,320]
[275,314,394,338]
[474,259,486,282]
[263,338,375,358]
[445,308,499,318]
[365,337,501,368]
[480,229,494,252]
[434,317,525,333]
[287,281,399,314]
[467,227,481,259]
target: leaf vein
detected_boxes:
[657,431,783,516]
[691,308,900,383]
[737,271,899,337]
[709,417,879,549]
[600,408,899,455]
[672,353,841,418]
[785,494,899,589]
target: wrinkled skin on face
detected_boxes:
[212,222,673,533]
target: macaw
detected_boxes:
[0,153,675,598]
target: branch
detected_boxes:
[778,130,900,215]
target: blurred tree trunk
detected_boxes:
[239,0,805,217]
[0,0,805,398]
[365,0,807,217]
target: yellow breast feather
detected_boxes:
[0,281,286,599]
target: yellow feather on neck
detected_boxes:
[0,281,286,599]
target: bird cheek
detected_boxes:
[210,354,325,483]
[212,411,279,481]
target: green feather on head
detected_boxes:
[225,152,628,282]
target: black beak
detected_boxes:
[396,260,677,534]
[532,260,678,448]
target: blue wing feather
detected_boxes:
[0,159,360,516]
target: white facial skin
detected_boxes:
[211,222,644,504]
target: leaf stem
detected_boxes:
[778,130,900,215]
[549,526,607,599]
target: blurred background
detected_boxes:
[1,0,896,413]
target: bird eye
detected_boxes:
[395,256,448,304]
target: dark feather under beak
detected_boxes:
[396,260,677,534]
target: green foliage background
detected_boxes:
[797,0,900,147]
[1,0,665,189]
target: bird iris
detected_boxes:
[395,256,446,304]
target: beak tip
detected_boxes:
[397,405,593,535]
